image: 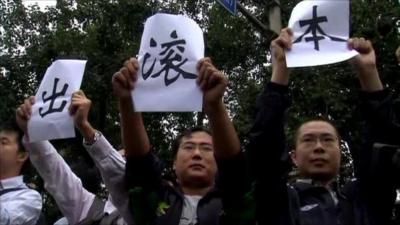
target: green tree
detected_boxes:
[1,0,399,222]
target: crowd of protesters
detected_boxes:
[1,27,400,225]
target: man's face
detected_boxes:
[291,121,341,182]
[174,131,217,188]
[0,131,26,175]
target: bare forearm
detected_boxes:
[271,63,290,86]
[77,122,96,142]
[119,97,150,157]
[348,38,383,92]
[205,101,241,159]
[356,67,383,92]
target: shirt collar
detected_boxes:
[296,178,335,188]
[0,175,25,190]
[296,179,313,184]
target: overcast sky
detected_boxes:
[22,0,56,10]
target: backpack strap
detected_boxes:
[77,197,106,225]
[0,187,46,225]
[0,187,24,196]
[99,210,121,225]
[77,196,123,225]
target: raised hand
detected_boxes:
[271,28,293,85]
[112,58,139,99]
[197,57,228,111]
[348,38,382,91]
[69,90,92,130]
[15,96,35,134]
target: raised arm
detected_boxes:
[348,38,398,224]
[247,28,296,225]
[16,97,95,225]
[197,58,240,159]
[270,28,292,86]
[196,58,253,224]
[69,91,132,224]
[248,28,293,182]
[112,58,165,225]
[112,58,150,158]
[348,38,383,92]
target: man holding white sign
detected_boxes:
[16,92,130,225]
[112,56,250,225]
[247,27,398,225]
[112,13,251,225]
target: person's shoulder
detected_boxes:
[19,186,42,203]
[342,178,358,188]
[340,178,359,199]
[290,180,314,191]
[7,186,43,214]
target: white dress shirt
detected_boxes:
[25,140,96,225]
[179,195,201,225]
[24,139,127,225]
[84,134,132,224]
[0,176,42,225]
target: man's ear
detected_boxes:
[17,151,29,163]
[290,150,298,167]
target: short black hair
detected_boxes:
[171,127,212,157]
[293,118,340,149]
[0,119,25,152]
[0,119,30,174]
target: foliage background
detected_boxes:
[1,0,399,223]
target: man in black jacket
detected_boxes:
[112,57,250,225]
[248,28,399,225]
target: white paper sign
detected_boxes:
[286,0,358,67]
[28,60,87,142]
[133,13,204,112]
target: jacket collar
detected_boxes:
[293,179,347,201]
[168,182,220,201]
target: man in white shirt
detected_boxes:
[0,121,42,225]
[16,92,131,225]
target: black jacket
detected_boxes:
[125,151,251,225]
[247,82,398,225]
